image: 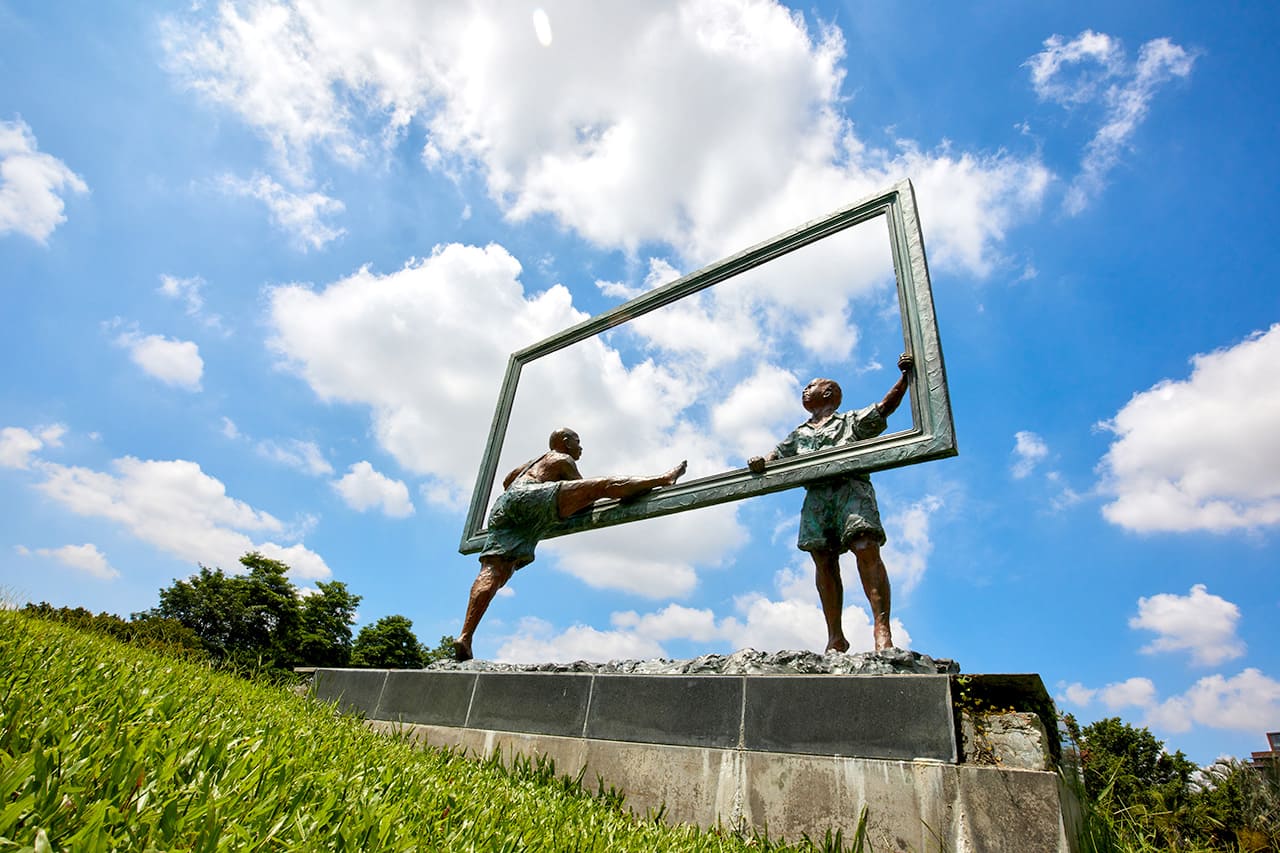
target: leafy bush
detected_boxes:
[1063,714,1280,852]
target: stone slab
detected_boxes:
[375,670,477,727]
[743,674,956,761]
[312,668,387,716]
[584,674,743,749]
[466,672,592,738]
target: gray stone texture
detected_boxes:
[744,674,957,761]
[375,671,476,727]
[584,674,743,749]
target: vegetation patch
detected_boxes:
[0,610,850,852]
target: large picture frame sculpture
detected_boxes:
[459,179,954,554]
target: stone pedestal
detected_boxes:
[311,657,1079,852]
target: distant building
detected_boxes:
[1250,731,1279,770]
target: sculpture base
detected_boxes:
[312,660,1080,852]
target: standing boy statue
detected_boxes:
[748,353,913,653]
[454,427,686,661]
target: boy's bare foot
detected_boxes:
[873,623,894,652]
[825,637,850,654]
[661,460,687,485]
[452,637,473,662]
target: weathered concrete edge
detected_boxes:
[368,720,1080,853]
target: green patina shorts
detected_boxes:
[797,476,886,553]
[478,481,562,567]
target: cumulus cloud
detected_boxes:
[0,424,67,469]
[495,616,667,664]
[31,456,330,579]
[332,460,414,518]
[1011,430,1049,479]
[114,329,205,391]
[1146,670,1280,735]
[711,363,801,460]
[1059,669,1280,736]
[1026,30,1197,214]
[163,1,1048,275]
[0,118,88,243]
[28,543,119,580]
[880,494,943,594]
[1099,677,1159,710]
[1130,584,1245,666]
[268,243,584,502]
[492,562,911,663]
[1098,325,1280,533]
[172,1,1060,600]
[544,503,745,598]
[0,427,45,469]
[220,173,344,250]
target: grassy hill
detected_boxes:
[1,609,844,852]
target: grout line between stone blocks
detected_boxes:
[463,671,481,728]
[581,674,597,739]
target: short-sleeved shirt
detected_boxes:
[479,481,562,568]
[773,406,888,552]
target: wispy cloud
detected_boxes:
[1027,30,1197,214]
[220,173,344,250]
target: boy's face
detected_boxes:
[801,378,840,412]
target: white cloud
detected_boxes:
[221,417,240,439]
[1130,584,1245,666]
[1146,670,1280,735]
[1098,325,1280,533]
[1099,677,1158,710]
[493,562,912,663]
[1026,30,1196,214]
[495,616,667,664]
[37,424,66,447]
[1011,430,1049,479]
[268,243,585,502]
[1059,682,1096,706]
[332,460,414,518]
[0,118,88,243]
[31,456,330,580]
[115,330,205,391]
[158,273,227,332]
[0,427,45,469]
[1058,669,1280,737]
[880,494,943,594]
[177,1,1065,602]
[220,173,344,250]
[257,438,333,476]
[544,503,745,599]
[711,363,801,460]
[163,1,1049,276]
[31,543,119,580]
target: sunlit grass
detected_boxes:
[1,610,850,851]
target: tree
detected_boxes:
[144,552,304,672]
[298,581,362,666]
[351,615,425,668]
[422,634,458,666]
[1079,717,1196,809]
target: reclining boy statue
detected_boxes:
[454,427,686,661]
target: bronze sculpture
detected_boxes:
[748,353,914,653]
[454,427,687,661]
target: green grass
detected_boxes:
[1,610,849,852]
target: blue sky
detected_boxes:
[2,1,1277,766]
